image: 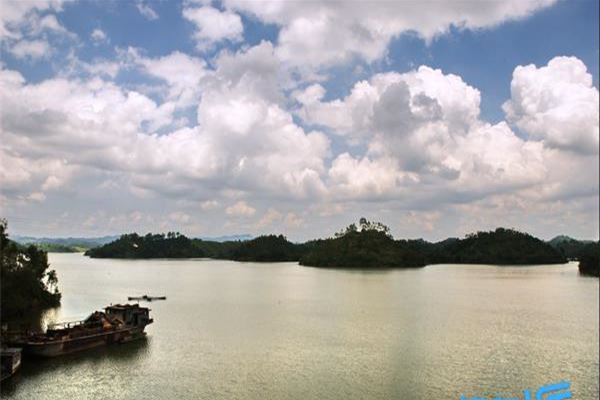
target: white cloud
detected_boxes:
[226,0,556,69]
[169,211,191,224]
[226,201,256,217]
[128,48,207,107]
[257,208,282,228]
[0,0,67,39]
[0,42,330,207]
[9,39,51,59]
[183,5,243,49]
[200,200,219,210]
[300,62,588,211]
[284,212,303,228]
[28,14,72,37]
[136,1,159,21]
[503,56,599,154]
[90,28,107,44]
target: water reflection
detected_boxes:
[1,337,149,395]
[2,255,598,400]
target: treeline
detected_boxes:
[86,219,573,268]
[0,220,61,321]
[429,228,565,265]
[84,232,205,258]
[84,232,303,261]
[577,242,600,277]
[34,242,82,253]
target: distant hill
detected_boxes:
[87,233,300,262]
[547,235,594,260]
[197,234,253,242]
[429,228,566,265]
[83,222,568,268]
[85,233,205,259]
[12,235,119,251]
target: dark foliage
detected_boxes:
[427,228,566,265]
[300,220,426,268]
[547,235,593,260]
[34,242,80,253]
[83,221,567,268]
[85,232,205,258]
[192,239,243,259]
[578,242,600,277]
[228,235,303,262]
[0,219,61,321]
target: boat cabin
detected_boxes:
[105,304,153,328]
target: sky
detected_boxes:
[0,0,598,242]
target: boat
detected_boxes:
[127,295,167,301]
[5,304,152,357]
[1,347,21,381]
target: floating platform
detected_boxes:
[127,295,167,301]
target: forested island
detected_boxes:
[84,219,581,269]
[0,220,61,321]
[577,242,600,277]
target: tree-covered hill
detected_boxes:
[33,242,82,253]
[227,235,304,262]
[429,228,566,265]
[0,220,61,320]
[299,219,426,268]
[85,232,206,258]
[83,220,568,268]
[86,233,303,261]
[578,242,599,277]
[547,235,594,260]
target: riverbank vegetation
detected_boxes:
[86,219,570,268]
[0,220,61,321]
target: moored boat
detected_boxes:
[1,347,21,381]
[5,304,152,357]
[128,295,166,301]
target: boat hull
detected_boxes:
[21,327,146,358]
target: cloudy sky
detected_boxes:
[0,0,598,241]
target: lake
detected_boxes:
[1,254,598,399]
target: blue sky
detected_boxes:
[1,0,598,240]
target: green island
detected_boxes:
[83,218,588,269]
[577,242,600,277]
[0,220,61,320]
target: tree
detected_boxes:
[0,219,61,320]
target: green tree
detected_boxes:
[0,219,61,320]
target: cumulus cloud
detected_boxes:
[9,39,51,59]
[0,42,330,207]
[298,61,592,212]
[136,1,159,21]
[257,208,282,228]
[503,56,599,154]
[90,28,107,44]
[226,0,556,69]
[183,5,243,49]
[0,0,596,241]
[0,0,67,39]
[226,201,256,217]
[127,48,207,107]
[169,211,191,224]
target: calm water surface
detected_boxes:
[2,254,598,399]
